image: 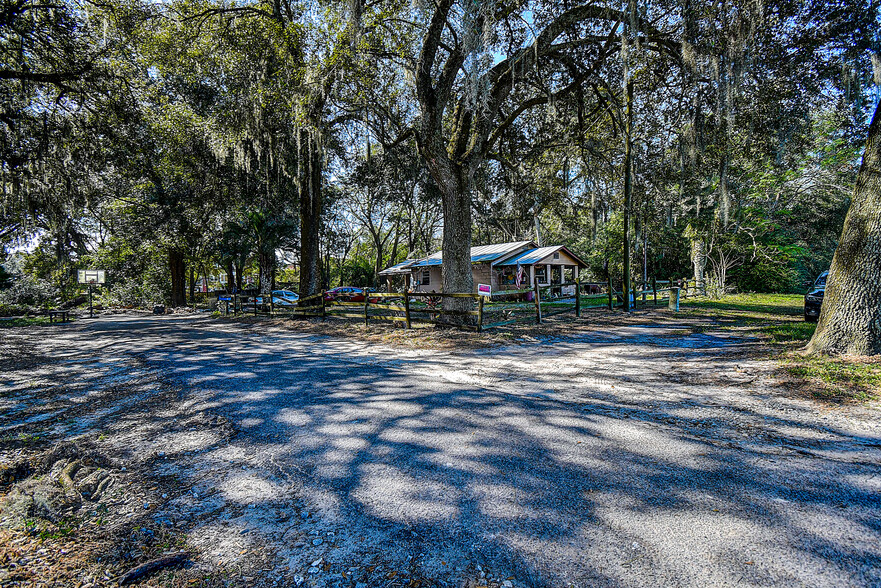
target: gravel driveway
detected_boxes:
[8,314,881,587]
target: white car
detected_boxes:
[252,290,299,307]
[270,290,299,306]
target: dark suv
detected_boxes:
[804,271,827,322]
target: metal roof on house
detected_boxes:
[377,260,418,275]
[411,257,443,267]
[496,245,588,267]
[409,241,534,267]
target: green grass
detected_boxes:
[0,316,55,328]
[682,293,804,316]
[763,320,816,343]
[679,293,807,337]
[680,293,878,403]
[784,357,881,402]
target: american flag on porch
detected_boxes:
[515,264,524,287]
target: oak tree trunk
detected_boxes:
[225,261,235,293]
[168,249,186,307]
[419,142,474,318]
[691,238,707,293]
[807,102,881,355]
[420,152,474,315]
[188,265,196,304]
[622,75,634,312]
[440,175,473,298]
[234,260,243,292]
[298,128,323,298]
[258,247,274,296]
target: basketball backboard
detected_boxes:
[77,269,106,285]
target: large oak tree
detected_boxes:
[808,101,881,355]
[400,0,681,309]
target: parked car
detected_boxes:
[271,290,299,306]
[804,271,828,322]
[324,287,380,303]
[253,290,299,307]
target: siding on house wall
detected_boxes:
[409,263,496,293]
[411,267,443,291]
[472,263,493,291]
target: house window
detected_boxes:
[553,252,560,260]
[535,266,547,282]
[422,269,431,285]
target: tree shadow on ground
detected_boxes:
[10,315,880,588]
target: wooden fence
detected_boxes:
[222,291,486,331]
[219,276,701,331]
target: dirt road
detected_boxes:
[2,314,880,587]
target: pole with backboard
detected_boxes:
[77,270,106,318]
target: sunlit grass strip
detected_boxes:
[784,356,881,402]
[0,316,55,328]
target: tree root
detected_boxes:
[91,472,113,502]
[118,551,188,585]
[58,460,82,496]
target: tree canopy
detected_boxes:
[2,0,880,349]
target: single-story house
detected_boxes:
[379,241,588,295]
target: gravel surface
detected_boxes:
[3,314,880,587]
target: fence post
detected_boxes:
[403,292,411,329]
[652,277,657,306]
[477,295,485,332]
[321,292,326,319]
[575,276,581,317]
[534,278,542,324]
[669,287,680,311]
[270,294,274,315]
[607,275,613,310]
[364,296,369,327]
[253,297,258,316]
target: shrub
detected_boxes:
[0,274,55,308]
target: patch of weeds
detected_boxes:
[26,516,79,540]
[0,431,44,447]
[783,355,881,402]
[38,523,74,540]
